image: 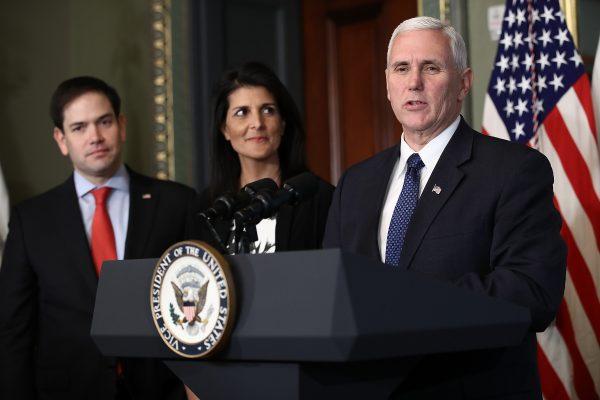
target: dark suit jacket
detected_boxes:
[323,119,566,399]
[192,176,334,252]
[0,169,195,400]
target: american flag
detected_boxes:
[482,0,600,399]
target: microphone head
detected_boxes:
[243,177,278,196]
[200,178,278,221]
[282,172,318,204]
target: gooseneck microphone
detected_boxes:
[198,178,278,222]
[233,172,318,226]
[198,178,278,254]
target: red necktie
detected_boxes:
[91,187,117,275]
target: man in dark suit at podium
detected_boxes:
[323,17,566,399]
[0,77,193,399]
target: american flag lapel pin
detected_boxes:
[432,185,442,195]
[142,193,152,199]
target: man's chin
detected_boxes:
[78,161,121,181]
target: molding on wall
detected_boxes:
[151,0,175,180]
[418,0,450,20]
[560,0,578,46]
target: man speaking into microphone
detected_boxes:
[323,17,566,399]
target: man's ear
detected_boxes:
[458,67,473,101]
[118,114,127,142]
[53,128,69,156]
[385,68,391,101]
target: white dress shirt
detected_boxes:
[74,165,130,260]
[250,216,277,254]
[378,116,460,261]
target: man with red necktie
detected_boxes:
[0,76,194,400]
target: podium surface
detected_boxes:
[91,249,531,399]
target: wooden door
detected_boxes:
[303,0,418,183]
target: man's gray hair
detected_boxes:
[387,16,468,71]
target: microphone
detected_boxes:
[199,178,278,221]
[233,172,318,226]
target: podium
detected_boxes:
[91,249,530,399]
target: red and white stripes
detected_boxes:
[483,73,600,399]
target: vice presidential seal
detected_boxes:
[150,241,235,358]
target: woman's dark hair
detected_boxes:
[208,62,308,200]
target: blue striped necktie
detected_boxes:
[385,153,425,266]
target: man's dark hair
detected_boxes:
[208,62,308,201]
[50,76,121,130]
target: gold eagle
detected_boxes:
[171,280,209,325]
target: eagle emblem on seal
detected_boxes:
[170,265,213,336]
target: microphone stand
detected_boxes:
[232,217,258,254]
[198,214,228,254]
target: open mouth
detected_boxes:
[404,100,428,110]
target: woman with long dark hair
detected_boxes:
[194,62,333,254]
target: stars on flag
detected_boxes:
[508,77,517,94]
[551,50,567,69]
[531,8,541,24]
[494,77,507,95]
[504,99,515,117]
[522,53,534,69]
[513,31,524,49]
[496,55,510,72]
[515,8,527,26]
[486,0,585,143]
[524,31,537,46]
[533,98,544,113]
[541,5,556,24]
[517,76,531,94]
[536,52,551,70]
[501,32,513,50]
[512,121,526,139]
[569,51,582,67]
[505,9,516,28]
[511,54,521,71]
[538,29,553,47]
[515,98,529,116]
[554,28,570,46]
[549,73,564,91]
[536,75,548,93]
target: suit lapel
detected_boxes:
[364,146,401,257]
[125,171,157,259]
[397,119,474,270]
[54,176,98,293]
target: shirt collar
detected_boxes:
[74,164,130,198]
[398,116,461,172]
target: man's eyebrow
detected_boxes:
[421,58,444,65]
[67,113,114,129]
[68,121,86,129]
[390,59,444,68]
[95,113,114,122]
[390,60,409,68]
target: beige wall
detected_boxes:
[0,0,155,204]
[466,0,505,130]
